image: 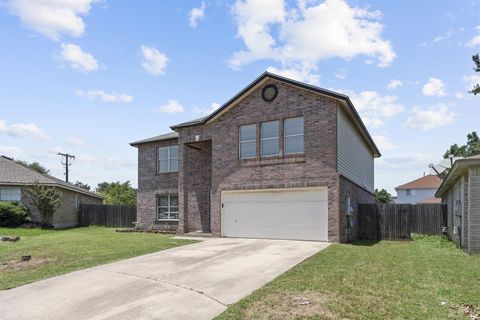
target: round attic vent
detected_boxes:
[262,84,278,102]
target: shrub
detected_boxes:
[0,202,29,227]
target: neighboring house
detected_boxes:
[436,155,480,254]
[131,72,380,242]
[0,156,103,228]
[395,175,443,204]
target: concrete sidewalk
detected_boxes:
[0,238,329,320]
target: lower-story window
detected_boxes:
[0,187,21,202]
[157,194,179,220]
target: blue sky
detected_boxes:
[0,0,479,194]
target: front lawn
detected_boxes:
[217,235,480,320]
[0,226,195,290]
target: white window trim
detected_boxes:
[284,117,304,155]
[239,124,257,159]
[157,194,179,221]
[158,145,178,173]
[261,121,280,157]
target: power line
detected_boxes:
[58,152,75,183]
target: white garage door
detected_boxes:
[221,187,328,241]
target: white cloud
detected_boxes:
[230,0,395,79]
[153,100,184,114]
[60,43,98,72]
[387,79,402,90]
[0,120,50,140]
[67,137,86,147]
[403,103,456,130]
[422,77,446,96]
[0,146,23,157]
[189,2,206,28]
[194,102,221,115]
[140,45,168,75]
[466,26,480,47]
[463,74,480,91]
[76,90,133,103]
[376,153,436,170]
[6,0,97,41]
[267,66,320,84]
[77,154,96,163]
[335,68,347,80]
[372,135,397,151]
[362,117,385,129]
[455,92,465,99]
[344,90,404,129]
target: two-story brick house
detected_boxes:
[131,72,380,242]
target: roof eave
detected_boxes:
[435,158,480,197]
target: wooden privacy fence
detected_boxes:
[358,203,447,241]
[78,204,137,228]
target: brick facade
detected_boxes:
[339,176,375,242]
[21,187,102,228]
[136,139,179,230]
[134,77,377,242]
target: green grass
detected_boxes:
[217,235,480,320]
[0,226,195,290]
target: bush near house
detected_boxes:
[0,202,29,227]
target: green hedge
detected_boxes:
[0,202,29,227]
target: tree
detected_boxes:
[74,181,91,191]
[96,181,136,205]
[470,54,480,95]
[443,131,480,158]
[375,188,392,204]
[24,181,62,225]
[15,160,50,174]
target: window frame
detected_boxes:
[239,124,257,159]
[156,194,179,221]
[0,187,22,202]
[284,116,304,155]
[157,145,178,173]
[260,120,280,157]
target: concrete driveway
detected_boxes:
[0,238,329,320]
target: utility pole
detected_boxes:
[58,152,75,182]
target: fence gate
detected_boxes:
[358,203,447,240]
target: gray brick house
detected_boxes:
[131,72,380,242]
[0,156,103,228]
[436,155,480,254]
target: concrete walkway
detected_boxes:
[0,238,329,320]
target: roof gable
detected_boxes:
[170,71,380,157]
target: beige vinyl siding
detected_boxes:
[337,107,374,192]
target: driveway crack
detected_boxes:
[96,268,227,307]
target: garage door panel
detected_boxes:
[222,188,328,241]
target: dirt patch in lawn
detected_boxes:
[241,292,337,320]
[0,257,55,271]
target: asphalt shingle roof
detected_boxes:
[395,174,443,190]
[129,132,179,146]
[0,156,103,199]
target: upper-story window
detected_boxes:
[261,120,280,157]
[0,187,21,201]
[158,145,178,173]
[239,124,257,159]
[284,116,304,155]
[406,189,416,196]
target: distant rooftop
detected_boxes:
[129,132,179,146]
[395,174,443,190]
[0,156,103,199]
